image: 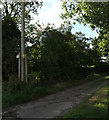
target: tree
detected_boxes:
[2,1,43,82]
[2,15,21,81]
[29,27,100,85]
[1,1,43,24]
[61,1,109,55]
[1,1,43,44]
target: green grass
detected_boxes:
[2,85,52,109]
[64,85,109,119]
[2,73,108,110]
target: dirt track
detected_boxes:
[3,76,107,119]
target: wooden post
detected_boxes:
[21,2,25,82]
[25,54,28,83]
[18,52,21,80]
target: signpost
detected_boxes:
[17,2,33,83]
[16,53,33,83]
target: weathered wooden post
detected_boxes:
[21,2,25,82]
[25,54,28,83]
[18,52,21,80]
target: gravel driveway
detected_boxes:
[2,76,107,119]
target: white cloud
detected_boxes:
[30,0,98,38]
[31,0,65,28]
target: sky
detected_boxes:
[31,0,98,38]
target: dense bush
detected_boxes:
[2,15,21,81]
[28,30,101,86]
[94,62,109,73]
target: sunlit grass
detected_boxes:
[64,85,108,118]
[105,76,109,79]
[94,103,106,108]
[104,89,109,91]
[89,96,98,103]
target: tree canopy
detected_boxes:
[27,27,100,85]
[61,1,109,55]
[2,1,108,85]
[1,1,43,23]
[1,1,43,45]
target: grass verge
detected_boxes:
[64,84,109,119]
[2,73,108,110]
[2,85,52,109]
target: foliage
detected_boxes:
[1,1,43,25]
[28,27,101,85]
[1,1,43,46]
[2,1,43,81]
[2,15,21,81]
[61,1,109,55]
[28,72,40,85]
[2,1,109,109]
[2,13,101,85]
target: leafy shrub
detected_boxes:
[28,72,40,86]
